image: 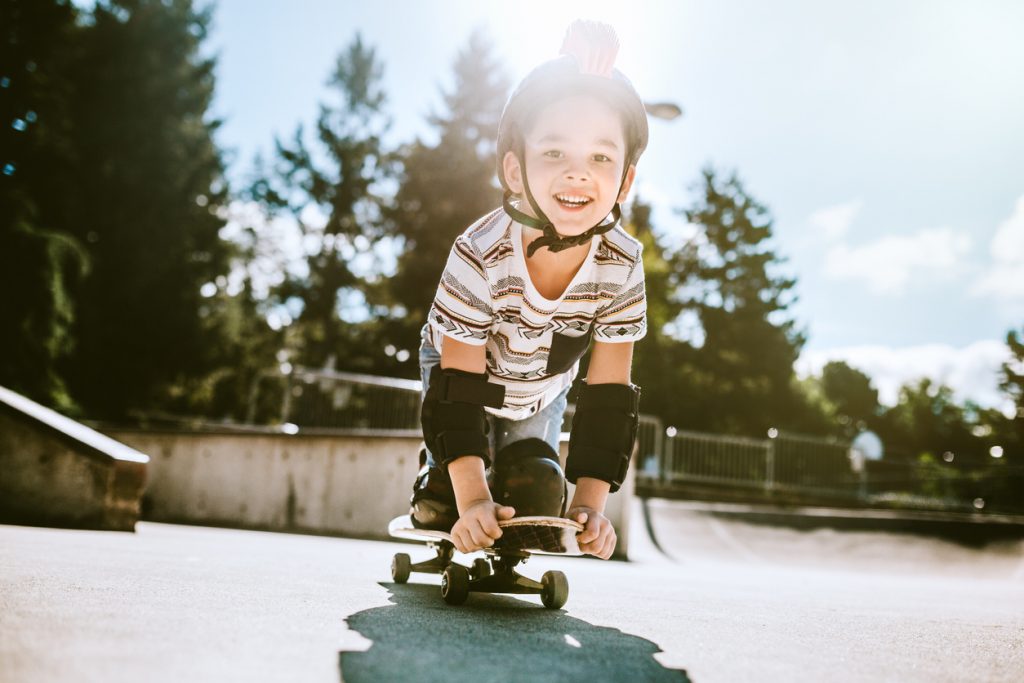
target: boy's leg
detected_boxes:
[489,385,571,517]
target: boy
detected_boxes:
[411,20,648,561]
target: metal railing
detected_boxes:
[247,367,1019,512]
[249,366,423,432]
[253,367,856,496]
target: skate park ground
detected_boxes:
[2,498,1022,683]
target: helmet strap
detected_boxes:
[506,148,624,258]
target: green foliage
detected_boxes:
[0,0,84,409]
[786,375,837,436]
[47,0,233,420]
[624,195,703,430]
[1000,326,1024,444]
[820,361,880,436]
[383,30,510,376]
[251,33,395,373]
[874,378,988,468]
[914,452,959,501]
[671,167,806,437]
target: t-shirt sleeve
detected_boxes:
[593,244,647,343]
[426,236,495,347]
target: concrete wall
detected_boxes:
[0,411,147,531]
[105,428,634,557]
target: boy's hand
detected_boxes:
[450,500,516,553]
[568,506,616,560]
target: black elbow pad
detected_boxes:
[565,382,640,493]
[421,365,506,469]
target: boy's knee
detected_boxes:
[490,438,566,517]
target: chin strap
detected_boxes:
[503,191,621,257]
[506,150,625,257]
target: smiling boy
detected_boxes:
[411,20,648,560]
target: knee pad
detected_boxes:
[490,438,567,517]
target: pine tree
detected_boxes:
[999,326,1024,448]
[0,0,85,409]
[53,0,231,420]
[623,195,703,430]
[821,360,880,437]
[677,167,806,436]
[383,30,510,376]
[254,33,394,372]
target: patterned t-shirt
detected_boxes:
[421,206,647,420]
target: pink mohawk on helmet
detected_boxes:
[559,20,620,78]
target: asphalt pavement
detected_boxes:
[2,499,1022,682]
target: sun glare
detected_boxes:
[477,0,646,78]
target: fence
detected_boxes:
[249,367,1018,512]
[251,366,422,433]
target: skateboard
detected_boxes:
[387,514,584,609]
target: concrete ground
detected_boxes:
[1,499,1022,682]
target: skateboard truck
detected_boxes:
[392,539,569,609]
[388,515,581,609]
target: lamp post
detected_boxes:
[644,101,683,121]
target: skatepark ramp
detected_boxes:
[0,386,149,531]
[631,497,1024,579]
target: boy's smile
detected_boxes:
[503,94,636,238]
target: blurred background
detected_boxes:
[2,0,1022,515]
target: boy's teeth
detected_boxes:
[556,194,590,205]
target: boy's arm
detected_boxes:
[567,340,635,559]
[438,336,492,513]
[436,337,515,552]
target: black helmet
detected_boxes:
[495,21,649,256]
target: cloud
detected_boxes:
[822,227,972,295]
[808,199,863,242]
[970,195,1024,304]
[796,340,1013,414]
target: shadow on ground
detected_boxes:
[338,582,691,682]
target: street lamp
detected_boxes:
[644,101,683,121]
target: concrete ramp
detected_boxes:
[0,386,148,531]
[633,497,1024,580]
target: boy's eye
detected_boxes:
[593,154,612,163]
[543,150,563,158]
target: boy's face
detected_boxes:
[503,94,636,237]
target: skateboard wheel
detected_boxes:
[470,558,491,580]
[541,570,568,609]
[441,565,469,605]
[392,553,411,584]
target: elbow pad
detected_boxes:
[566,382,640,493]
[420,365,506,470]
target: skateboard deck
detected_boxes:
[388,514,585,556]
[387,514,585,608]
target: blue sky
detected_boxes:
[207,0,1024,410]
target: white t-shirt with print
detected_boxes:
[422,206,647,421]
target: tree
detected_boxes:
[383,30,510,377]
[253,33,394,372]
[821,360,880,437]
[0,0,85,409]
[622,195,705,430]
[999,326,1024,448]
[674,167,806,437]
[875,379,980,466]
[53,0,231,420]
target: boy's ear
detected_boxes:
[617,164,637,204]
[502,151,525,194]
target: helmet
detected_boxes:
[495,21,649,255]
[497,61,649,193]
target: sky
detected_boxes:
[206,0,1024,411]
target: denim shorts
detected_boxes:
[419,338,569,470]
